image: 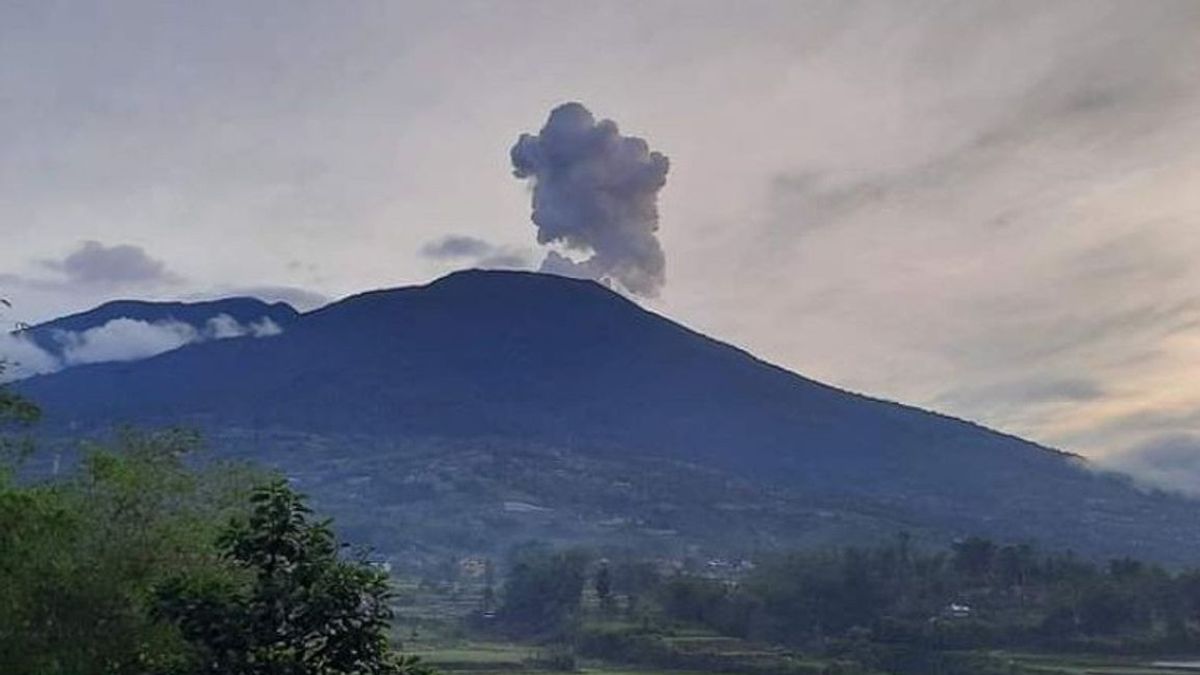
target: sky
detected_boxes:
[2,1,1199,484]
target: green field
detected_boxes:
[392,574,1200,675]
[1002,653,1200,675]
[399,619,1200,675]
[407,643,1200,675]
[409,638,778,675]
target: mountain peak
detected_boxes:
[422,268,626,305]
[17,270,1200,563]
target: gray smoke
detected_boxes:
[511,102,670,296]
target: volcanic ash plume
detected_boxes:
[511,102,670,296]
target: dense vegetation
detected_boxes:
[652,536,1200,652]
[480,537,1200,674]
[0,374,428,675]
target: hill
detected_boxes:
[21,296,299,361]
[16,270,1200,567]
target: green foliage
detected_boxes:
[0,383,40,427]
[649,536,1199,655]
[0,300,40,431]
[0,429,255,675]
[0,355,41,468]
[595,563,613,612]
[498,543,590,638]
[156,479,431,675]
[0,429,428,675]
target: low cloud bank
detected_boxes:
[0,332,61,380]
[0,314,283,382]
[1100,435,1200,497]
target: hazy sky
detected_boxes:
[2,1,1199,476]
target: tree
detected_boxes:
[0,429,253,675]
[0,379,39,427]
[157,479,430,675]
[952,537,996,581]
[499,544,589,638]
[610,560,660,616]
[0,300,41,466]
[481,559,496,614]
[595,563,613,613]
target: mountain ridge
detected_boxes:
[15,269,1198,565]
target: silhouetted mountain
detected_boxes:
[16,271,1200,565]
[23,297,300,360]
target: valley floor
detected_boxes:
[406,639,1200,675]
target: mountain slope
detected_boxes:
[17,270,1200,564]
[22,297,300,361]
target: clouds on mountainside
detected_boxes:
[0,313,283,381]
[0,332,60,380]
[1102,435,1200,497]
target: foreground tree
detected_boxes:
[0,301,41,463]
[157,479,430,675]
[0,430,253,675]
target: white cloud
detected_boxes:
[205,313,246,339]
[249,317,283,337]
[56,318,199,365]
[0,332,61,382]
[0,313,286,381]
[202,313,284,339]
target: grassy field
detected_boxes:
[403,635,1200,675]
[1001,652,1200,675]
[406,639,707,675]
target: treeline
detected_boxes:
[654,535,1200,651]
[485,536,1200,670]
[0,385,427,675]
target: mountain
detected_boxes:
[22,297,300,362]
[16,270,1200,567]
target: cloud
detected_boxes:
[1101,435,1200,496]
[3,0,1199,477]
[201,314,282,339]
[205,313,244,339]
[56,318,200,365]
[43,240,180,286]
[711,2,1200,475]
[54,313,285,365]
[204,285,330,312]
[511,102,670,296]
[938,377,1105,410]
[418,234,532,271]
[0,313,286,381]
[248,317,283,337]
[0,332,61,381]
[1,242,183,320]
[421,235,495,259]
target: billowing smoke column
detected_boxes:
[511,102,670,296]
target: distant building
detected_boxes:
[943,603,972,619]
